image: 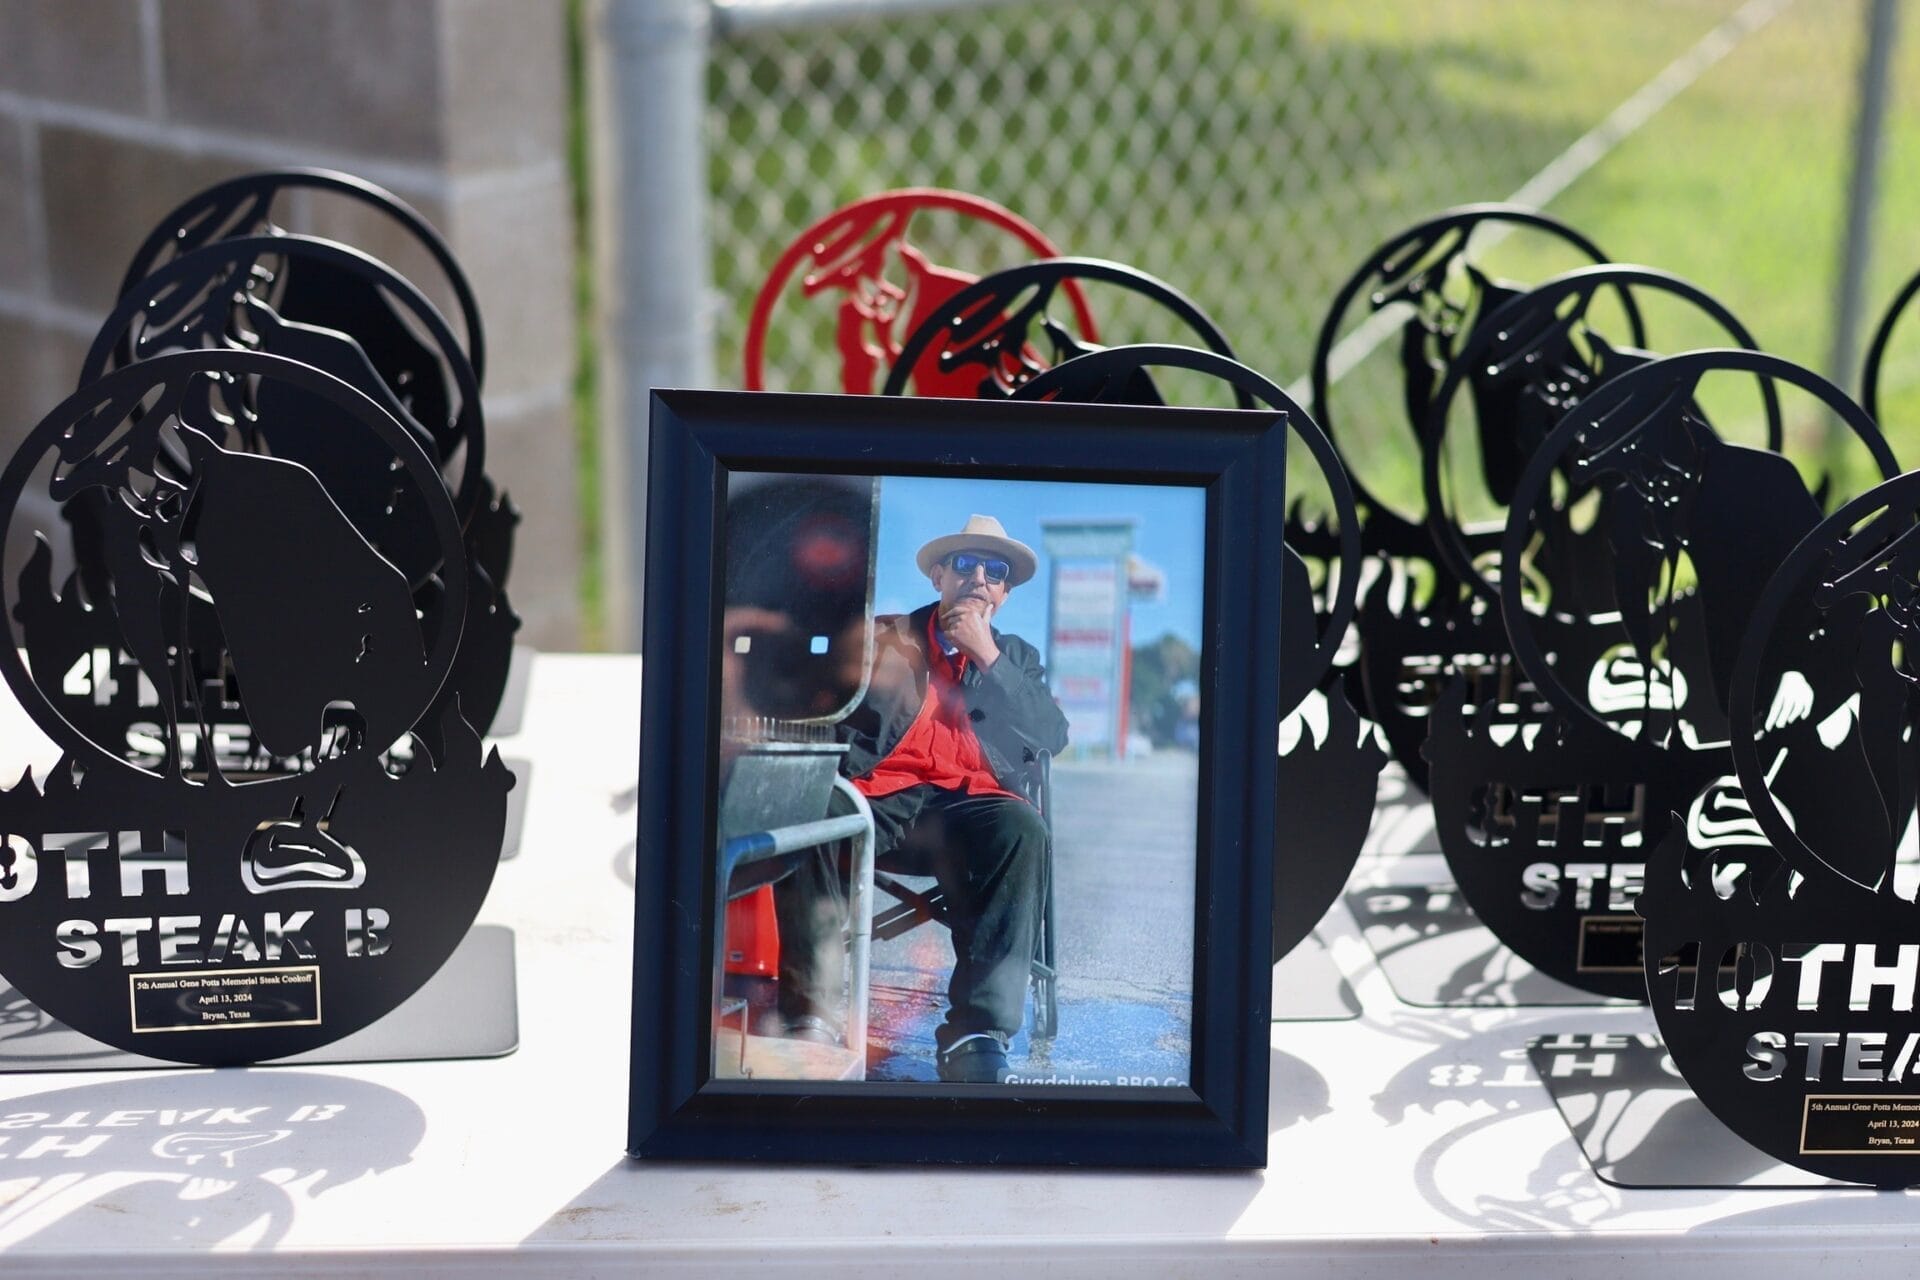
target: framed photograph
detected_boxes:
[628,389,1286,1167]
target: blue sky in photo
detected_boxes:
[870,474,1207,655]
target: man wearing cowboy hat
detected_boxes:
[775,514,1070,1083]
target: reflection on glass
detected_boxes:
[714,469,1203,1088]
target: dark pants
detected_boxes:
[774,784,1047,1051]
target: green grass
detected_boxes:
[567,1,1920,634]
[1482,0,1920,496]
[568,0,605,649]
[1256,0,1920,520]
[707,0,1747,405]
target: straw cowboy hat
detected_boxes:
[915,514,1038,587]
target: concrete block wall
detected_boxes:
[0,0,581,647]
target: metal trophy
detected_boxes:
[1459,350,1895,1002]
[1418,270,1784,999]
[744,188,1096,395]
[105,171,523,743]
[1641,461,1920,1187]
[0,351,511,1065]
[65,233,519,758]
[1311,205,1639,791]
[1009,343,1379,965]
[1861,262,1920,428]
[883,257,1238,402]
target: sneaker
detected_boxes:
[937,1032,1011,1084]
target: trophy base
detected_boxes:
[0,924,519,1071]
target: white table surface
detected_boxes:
[0,654,1913,1277]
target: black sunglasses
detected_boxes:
[945,551,1012,584]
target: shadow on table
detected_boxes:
[1271,931,1361,1021]
[1345,872,1631,1009]
[1370,1008,1653,1230]
[527,1057,1319,1247]
[1362,765,1444,859]
[1374,1009,1887,1220]
[528,1154,1264,1249]
[1527,1037,1831,1191]
[1269,1048,1331,1135]
[0,1071,424,1251]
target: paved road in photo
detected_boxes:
[865,750,1199,1084]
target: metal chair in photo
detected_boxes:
[869,749,1059,1043]
[713,739,877,1081]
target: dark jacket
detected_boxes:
[839,602,1070,789]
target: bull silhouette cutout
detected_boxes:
[80,236,477,590]
[48,370,435,774]
[0,352,507,1068]
[182,428,429,760]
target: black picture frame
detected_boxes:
[627,388,1286,1168]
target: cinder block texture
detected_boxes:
[0,0,149,113]
[0,312,91,451]
[0,120,34,292]
[38,126,238,313]
[481,393,581,649]
[442,0,569,173]
[159,0,445,162]
[447,174,576,400]
[8,0,584,647]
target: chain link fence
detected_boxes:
[578,0,1910,640]
[706,0,1787,428]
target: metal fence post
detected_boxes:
[1828,0,1901,392]
[593,0,716,650]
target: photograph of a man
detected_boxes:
[776,514,1069,1083]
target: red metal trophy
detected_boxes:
[743,189,1097,396]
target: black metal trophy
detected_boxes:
[1640,462,1920,1188]
[65,233,520,758]
[1418,270,1785,1000]
[0,351,512,1065]
[116,168,487,374]
[1310,206,1640,792]
[883,257,1239,402]
[103,171,523,743]
[882,259,1387,962]
[1009,343,1381,965]
[1456,349,1895,1003]
[1863,262,1920,428]
[881,249,1385,968]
